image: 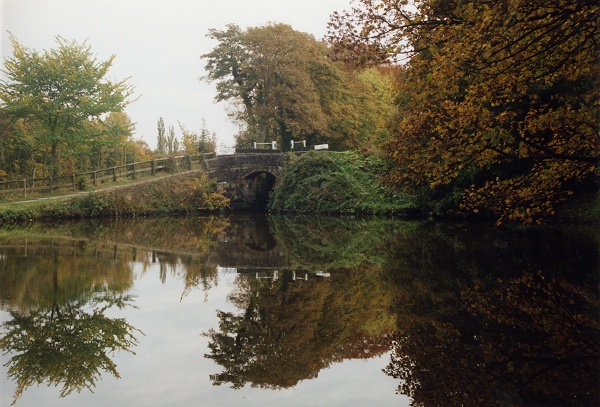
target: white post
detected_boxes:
[291,140,295,149]
[302,140,306,148]
[253,142,257,149]
[272,141,277,150]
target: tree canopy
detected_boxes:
[202,23,393,152]
[0,36,134,176]
[328,0,599,222]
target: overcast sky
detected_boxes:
[0,0,352,149]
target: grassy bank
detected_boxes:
[269,151,416,216]
[0,172,229,224]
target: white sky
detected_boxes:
[0,0,352,149]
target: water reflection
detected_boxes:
[202,216,399,389]
[0,242,141,404]
[204,265,395,389]
[0,216,597,406]
[383,223,600,406]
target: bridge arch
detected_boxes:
[203,153,290,211]
[242,170,277,210]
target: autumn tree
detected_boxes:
[198,119,217,153]
[328,0,599,222]
[85,112,135,170]
[202,23,394,151]
[0,36,134,177]
[0,112,45,178]
[180,119,217,154]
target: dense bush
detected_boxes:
[269,151,412,215]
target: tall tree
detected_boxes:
[328,0,599,223]
[203,24,327,149]
[167,124,178,155]
[203,23,395,152]
[156,117,167,156]
[0,36,134,177]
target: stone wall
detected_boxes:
[202,153,290,209]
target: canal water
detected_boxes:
[0,215,598,406]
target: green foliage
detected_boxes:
[0,35,134,177]
[202,24,395,152]
[270,215,402,271]
[180,119,217,155]
[269,151,412,215]
[0,280,140,404]
[328,0,599,223]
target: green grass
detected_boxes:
[0,171,177,204]
[0,172,229,225]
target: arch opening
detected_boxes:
[243,171,277,211]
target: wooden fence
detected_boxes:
[0,153,215,197]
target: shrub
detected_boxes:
[269,151,413,215]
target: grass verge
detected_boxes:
[0,172,229,224]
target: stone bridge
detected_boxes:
[202,152,291,210]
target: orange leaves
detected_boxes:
[363,0,600,222]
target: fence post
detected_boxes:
[93,171,98,187]
[132,163,136,179]
[72,174,76,192]
[113,167,117,182]
[151,160,156,175]
[23,179,27,197]
[172,156,178,173]
[49,176,53,193]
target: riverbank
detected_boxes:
[0,171,228,224]
[0,152,597,225]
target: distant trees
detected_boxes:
[202,23,393,151]
[328,0,600,222]
[181,119,217,154]
[156,117,167,156]
[156,117,216,156]
[0,36,134,177]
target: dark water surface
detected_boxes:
[0,215,598,406]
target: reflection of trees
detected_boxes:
[382,223,599,406]
[0,242,142,404]
[0,215,228,301]
[269,216,403,271]
[1,293,140,404]
[0,241,134,309]
[204,266,395,388]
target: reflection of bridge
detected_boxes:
[202,153,290,210]
[252,270,330,281]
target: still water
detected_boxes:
[0,215,598,406]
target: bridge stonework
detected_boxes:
[202,153,291,210]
